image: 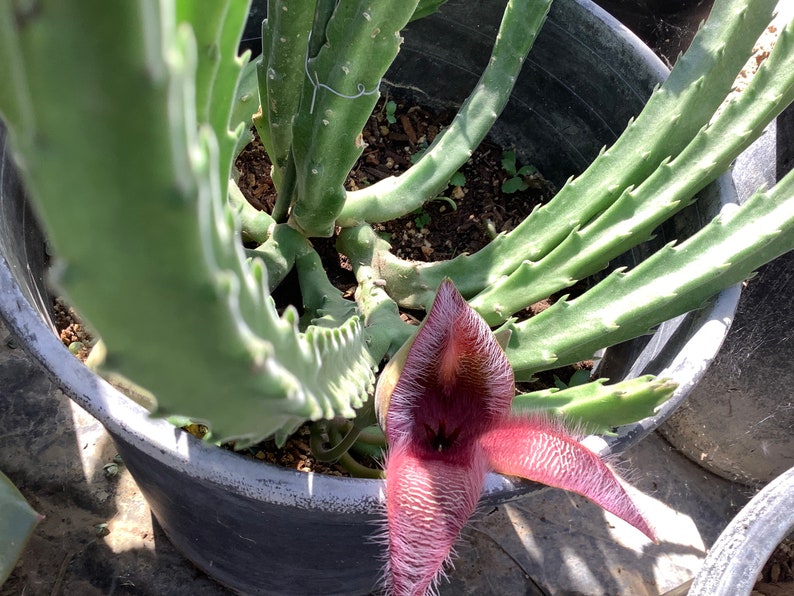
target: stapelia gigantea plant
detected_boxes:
[1,0,794,593]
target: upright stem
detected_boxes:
[337,0,553,226]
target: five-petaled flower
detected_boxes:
[377,279,655,596]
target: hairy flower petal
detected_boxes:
[385,279,514,449]
[382,280,655,595]
[480,416,657,541]
[384,439,489,596]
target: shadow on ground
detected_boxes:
[0,322,230,596]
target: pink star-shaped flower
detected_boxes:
[378,279,655,595]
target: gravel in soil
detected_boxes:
[54,299,93,362]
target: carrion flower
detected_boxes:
[376,279,655,596]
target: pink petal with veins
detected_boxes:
[384,439,489,596]
[383,280,510,595]
[480,416,657,542]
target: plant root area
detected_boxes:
[237,94,558,263]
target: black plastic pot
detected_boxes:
[0,1,739,594]
[688,464,794,595]
[592,0,716,61]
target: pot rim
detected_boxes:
[0,191,742,512]
[0,0,742,512]
[0,252,541,509]
[689,464,794,595]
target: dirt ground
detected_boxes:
[0,323,231,596]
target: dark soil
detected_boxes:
[53,299,93,362]
[236,94,557,265]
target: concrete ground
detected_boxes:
[0,2,780,595]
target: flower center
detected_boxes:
[423,419,462,453]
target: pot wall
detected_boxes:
[661,104,794,485]
[0,1,740,594]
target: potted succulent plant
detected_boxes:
[1,0,793,594]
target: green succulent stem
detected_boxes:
[176,1,227,126]
[512,376,678,435]
[336,450,384,479]
[0,470,42,584]
[337,225,415,362]
[506,166,794,380]
[244,222,310,291]
[255,0,317,190]
[228,181,274,243]
[0,1,375,447]
[178,0,255,198]
[370,0,782,310]
[295,248,360,330]
[270,151,297,223]
[472,16,794,324]
[313,415,384,478]
[310,394,379,462]
[310,419,363,462]
[354,424,387,446]
[230,57,260,159]
[337,0,552,227]
[284,1,420,236]
[410,0,449,22]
